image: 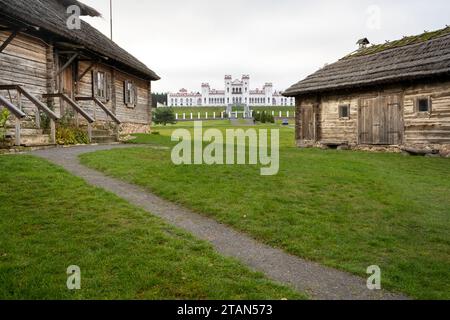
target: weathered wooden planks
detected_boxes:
[295,80,450,147]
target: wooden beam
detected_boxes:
[77,61,96,82]
[56,53,79,76]
[0,29,20,53]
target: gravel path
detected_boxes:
[32,144,408,300]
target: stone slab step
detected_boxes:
[6,128,45,136]
[91,136,117,144]
[19,134,52,147]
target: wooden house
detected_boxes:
[0,0,159,147]
[284,27,450,156]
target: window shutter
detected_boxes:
[106,73,112,101]
[133,83,138,108]
[92,70,98,97]
[124,80,129,105]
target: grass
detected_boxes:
[0,155,305,300]
[81,122,450,299]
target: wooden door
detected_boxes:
[61,64,74,97]
[383,95,403,145]
[359,98,376,144]
[301,105,315,141]
[359,95,402,145]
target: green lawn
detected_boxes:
[81,122,450,299]
[163,106,294,119]
[0,155,304,300]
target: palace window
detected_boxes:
[417,97,431,113]
[339,105,350,119]
[124,80,137,107]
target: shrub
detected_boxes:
[153,108,177,126]
[254,112,260,122]
[260,111,267,123]
[56,126,89,145]
[0,109,10,141]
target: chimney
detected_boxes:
[356,38,370,50]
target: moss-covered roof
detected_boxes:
[284,26,450,97]
[346,26,450,59]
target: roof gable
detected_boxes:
[0,0,159,81]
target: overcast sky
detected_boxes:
[81,0,450,93]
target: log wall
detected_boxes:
[295,80,450,148]
[76,61,151,133]
[0,31,48,115]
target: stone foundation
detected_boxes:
[119,123,151,135]
[297,140,450,158]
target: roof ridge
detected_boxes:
[343,26,450,60]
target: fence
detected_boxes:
[174,110,294,121]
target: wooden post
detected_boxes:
[74,111,79,127]
[87,122,92,143]
[35,109,41,129]
[17,90,22,111]
[115,123,120,141]
[15,116,21,146]
[50,118,56,144]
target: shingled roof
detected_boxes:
[0,0,160,81]
[284,27,450,97]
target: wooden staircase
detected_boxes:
[5,128,55,147]
[91,129,119,144]
[1,86,121,149]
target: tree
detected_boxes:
[151,92,168,108]
[260,111,267,123]
[153,108,177,126]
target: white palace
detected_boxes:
[168,75,295,107]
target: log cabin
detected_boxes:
[284,27,450,157]
[0,0,160,147]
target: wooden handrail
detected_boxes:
[0,94,26,118]
[75,96,121,124]
[43,93,95,123]
[0,85,59,120]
